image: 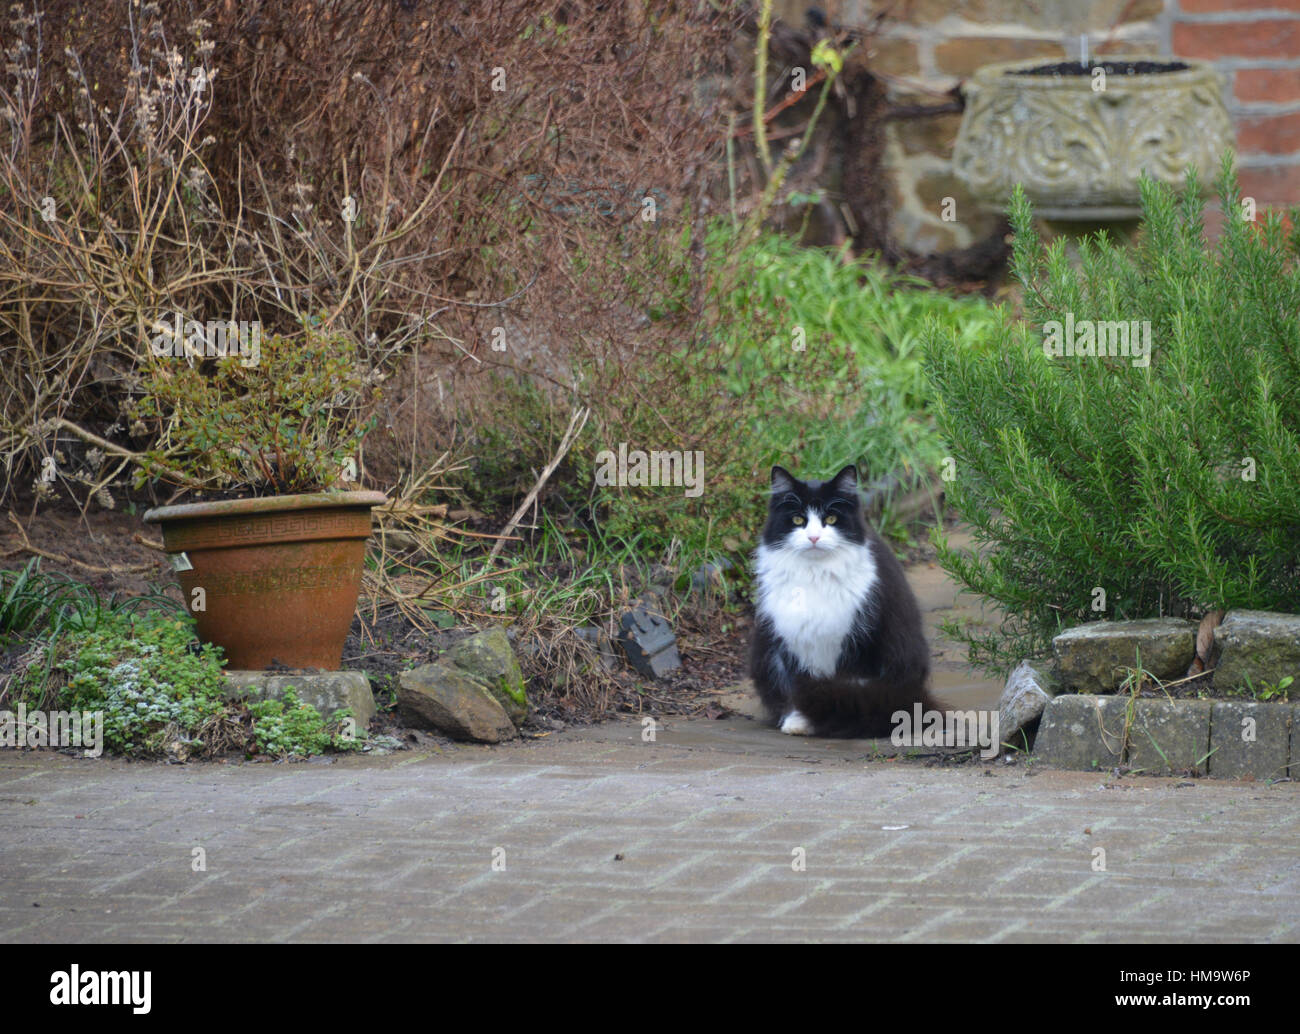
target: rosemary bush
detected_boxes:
[926,157,1300,673]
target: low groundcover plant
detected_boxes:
[6,609,359,759]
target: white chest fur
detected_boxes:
[755,539,879,677]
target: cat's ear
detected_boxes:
[831,464,859,494]
[770,465,796,495]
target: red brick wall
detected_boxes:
[1172,0,1300,205]
[768,0,1300,252]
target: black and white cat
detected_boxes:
[749,464,942,738]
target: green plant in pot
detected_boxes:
[135,325,386,670]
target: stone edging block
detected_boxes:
[1207,700,1293,781]
[1035,694,1297,780]
[1032,693,1126,771]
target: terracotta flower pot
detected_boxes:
[143,491,387,670]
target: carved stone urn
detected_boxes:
[953,57,1233,228]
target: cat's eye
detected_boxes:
[825,515,837,525]
[792,515,805,526]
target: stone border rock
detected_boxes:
[1052,618,1196,695]
[222,670,376,731]
[397,626,528,743]
[1008,611,1299,778]
[1033,694,1295,780]
[1042,612,1300,698]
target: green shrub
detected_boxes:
[1,559,180,641]
[248,689,358,758]
[926,156,1300,673]
[1,564,186,702]
[713,224,1000,413]
[131,326,379,497]
[11,610,359,758]
[465,220,999,569]
[711,225,999,541]
[25,611,228,756]
[1,559,68,637]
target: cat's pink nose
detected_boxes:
[807,534,820,544]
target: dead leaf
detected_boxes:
[1195,609,1224,669]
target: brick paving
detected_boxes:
[2,720,1298,943]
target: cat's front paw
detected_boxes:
[779,710,813,736]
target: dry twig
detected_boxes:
[489,406,590,561]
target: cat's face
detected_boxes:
[761,465,869,558]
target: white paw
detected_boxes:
[779,710,813,736]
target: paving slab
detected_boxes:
[2,715,1297,944]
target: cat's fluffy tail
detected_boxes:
[793,675,949,739]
